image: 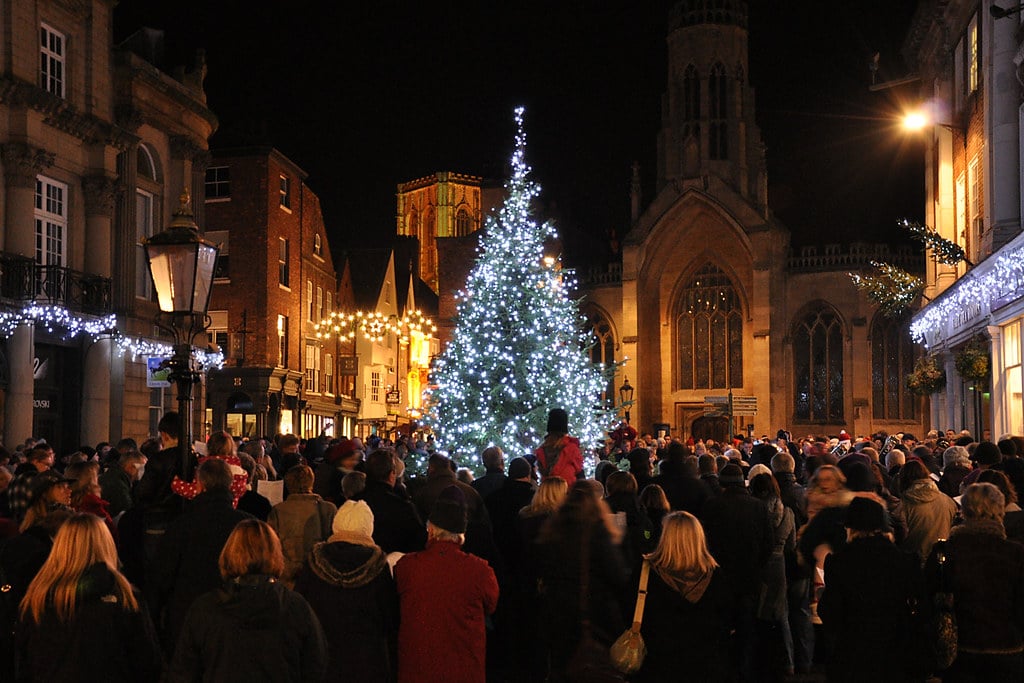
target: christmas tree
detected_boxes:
[424,108,613,472]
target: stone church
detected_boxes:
[581,1,927,443]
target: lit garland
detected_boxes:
[901,219,971,267]
[0,304,224,372]
[911,241,1024,344]
[423,107,615,473]
[315,309,437,343]
[849,261,924,316]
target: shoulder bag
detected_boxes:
[609,559,650,674]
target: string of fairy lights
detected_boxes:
[313,309,438,344]
[0,304,225,372]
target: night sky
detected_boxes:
[113,1,924,270]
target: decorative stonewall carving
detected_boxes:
[82,175,120,216]
[1,142,55,188]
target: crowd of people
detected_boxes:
[1,407,1023,682]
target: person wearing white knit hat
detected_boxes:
[293,498,398,682]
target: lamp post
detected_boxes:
[143,190,219,481]
[619,376,634,425]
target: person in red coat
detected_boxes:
[535,408,584,481]
[395,485,499,683]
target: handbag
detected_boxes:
[930,541,958,670]
[566,526,625,683]
[610,559,650,674]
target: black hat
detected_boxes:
[29,470,74,502]
[844,496,890,533]
[429,485,467,534]
[719,463,745,486]
[508,456,532,480]
[973,441,1002,466]
[546,408,569,435]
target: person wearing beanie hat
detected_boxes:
[394,485,498,683]
[293,499,399,682]
[816,494,922,682]
[959,441,1004,493]
[535,408,584,482]
[313,439,361,504]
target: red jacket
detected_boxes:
[395,539,498,683]
[535,436,583,481]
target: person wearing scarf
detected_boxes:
[293,499,399,683]
[637,511,736,682]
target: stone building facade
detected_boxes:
[580,1,928,442]
[0,0,215,453]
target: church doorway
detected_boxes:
[690,415,729,445]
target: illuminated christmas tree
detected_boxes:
[424,108,612,472]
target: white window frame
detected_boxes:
[205,165,230,201]
[316,286,323,322]
[313,233,322,257]
[278,314,289,367]
[35,176,67,268]
[40,23,65,99]
[306,280,314,321]
[967,15,979,95]
[371,371,381,402]
[278,237,290,287]
[279,174,291,210]
[136,189,155,299]
[305,342,321,393]
[324,353,334,395]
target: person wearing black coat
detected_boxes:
[147,459,252,657]
[652,443,711,515]
[699,463,773,681]
[358,450,426,554]
[817,496,924,683]
[293,500,398,682]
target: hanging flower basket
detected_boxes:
[906,355,946,396]
[955,339,991,383]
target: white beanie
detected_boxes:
[333,500,374,538]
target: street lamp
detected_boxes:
[143,190,220,481]
[619,376,634,424]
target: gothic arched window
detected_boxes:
[455,207,471,236]
[793,305,844,422]
[871,314,916,420]
[709,62,728,160]
[588,311,616,404]
[683,64,700,139]
[677,263,742,390]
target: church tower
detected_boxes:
[657,0,767,211]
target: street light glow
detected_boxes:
[903,110,929,131]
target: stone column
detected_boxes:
[2,142,55,256]
[80,175,117,446]
[6,325,34,447]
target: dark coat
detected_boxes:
[236,490,272,521]
[775,471,808,526]
[293,539,398,683]
[535,521,628,673]
[98,465,134,518]
[818,534,923,682]
[166,576,327,683]
[700,486,773,597]
[17,564,161,683]
[470,471,507,501]
[925,524,1024,654]
[638,567,736,682]
[652,461,711,515]
[133,446,193,524]
[358,480,426,554]
[148,490,252,655]
[485,479,535,588]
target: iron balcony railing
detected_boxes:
[0,253,112,315]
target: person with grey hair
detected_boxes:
[938,445,973,498]
[925,483,1024,680]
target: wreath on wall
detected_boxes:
[906,355,947,396]
[954,337,991,383]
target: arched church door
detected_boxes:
[691,415,728,444]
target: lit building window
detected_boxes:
[677,263,742,390]
[793,305,844,422]
[279,174,290,209]
[871,314,916,420]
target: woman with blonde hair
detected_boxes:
[17,513,161,682]
[167,519,327,682]
[637,511,736,682]
[65,460,114,527]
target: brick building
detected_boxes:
[0,0,215,453]
[204,147,358,439]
